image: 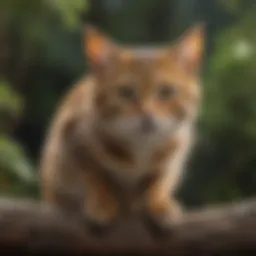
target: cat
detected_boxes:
[39,23,205,235]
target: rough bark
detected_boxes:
[0,197,255,255]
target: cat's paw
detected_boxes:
[84,197,119,236]
[144,198,184,238]
[85,218,115,236]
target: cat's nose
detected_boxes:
[141,114,156,133]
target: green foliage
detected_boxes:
[203,5,256,145]
[0,0,87,197]
[0,79,23,127]
[46,0,87,29]
[182,3,256,206]
[0,80,36,197]
[0,136,36,185]
[218,0,241,13]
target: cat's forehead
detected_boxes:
[115,46,174,77]
[121,46,168,62]
[113,46,191,84]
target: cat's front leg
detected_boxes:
[83,172,119,235]
[143,164,185,236]
[145,187,183,236]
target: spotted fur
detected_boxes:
[39,23,205,234]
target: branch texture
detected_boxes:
[0,197,255,255]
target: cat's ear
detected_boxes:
[174,23,205,72]
[83,24,118,69]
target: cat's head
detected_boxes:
[83,24,205,141]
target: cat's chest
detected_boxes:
[107,143,161,188]
[109,162,151,190]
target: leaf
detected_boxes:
[0,136,36,185]
[0,79,23,117]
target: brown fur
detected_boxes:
[39,24,205,233]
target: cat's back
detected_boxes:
[45,75,95,136]
[39,74,96,168]
[58,75,95,120]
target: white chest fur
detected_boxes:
[109,123,194,190]
[105,136,164,188]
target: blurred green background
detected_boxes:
[0,0,255,207]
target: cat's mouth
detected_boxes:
[140,115,156,134]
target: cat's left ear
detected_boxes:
[174,23,205,72]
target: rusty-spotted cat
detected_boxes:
[39,23,205,235]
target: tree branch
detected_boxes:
[0,197,255,255]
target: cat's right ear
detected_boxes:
[83,25,117,69]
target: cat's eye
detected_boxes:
[156,83,177,100]
[117,84,137,101]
